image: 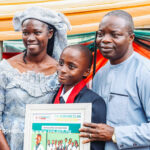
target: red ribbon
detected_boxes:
[54,80,86,104]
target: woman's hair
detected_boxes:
[46,24,56,56]
[23,21,56,63]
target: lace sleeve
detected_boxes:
[0,72,7,133]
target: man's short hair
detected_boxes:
[104,10,134,35]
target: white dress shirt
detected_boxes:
[60,87,74,102]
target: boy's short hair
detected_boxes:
[104,10,134,35]
[64,44,93,69]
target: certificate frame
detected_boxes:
[24,103,91,150]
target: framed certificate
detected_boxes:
[24,103,91,150]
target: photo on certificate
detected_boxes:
[24,103,91,150]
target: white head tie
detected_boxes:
[13,6,71,60]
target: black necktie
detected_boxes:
[59,96,65,103]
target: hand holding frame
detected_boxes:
[79,123,114,143]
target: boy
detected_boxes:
[53,44,106,150]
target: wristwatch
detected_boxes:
[112,132,117,143]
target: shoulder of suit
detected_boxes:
[79,86,104,101]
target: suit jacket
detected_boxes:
[53,86,106,150]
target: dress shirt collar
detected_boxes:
[60,87,74,102]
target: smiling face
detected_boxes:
[55,140,57,144]
[52,140,54,144]
[96,15,134,64]
[22,19,53,56]
[58,47,90,92]
[47,140,50,145]
[75,142,78,147]
[36,135,41,145]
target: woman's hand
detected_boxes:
[79,123,114,143]
[0,131,10,150]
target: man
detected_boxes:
[54,140,58,150]
[67,139,72,150]
[47,139,55,150]
[47,140,50,150]
[79,10,150,150]
[59,140,64,150]
[71,142,76,150]
[64,138,68,150]
[34,134,44,150]
[75,141,79,150]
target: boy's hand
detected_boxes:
[79,123,114,143]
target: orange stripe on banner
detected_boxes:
[84,50,108,83]
[133,42,150,59]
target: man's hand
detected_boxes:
[79,123,114,144]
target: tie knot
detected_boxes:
[59,96,65,103]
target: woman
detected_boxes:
[0,6,71,150]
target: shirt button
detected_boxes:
[120,144,124,148]
[109,95,113,101]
